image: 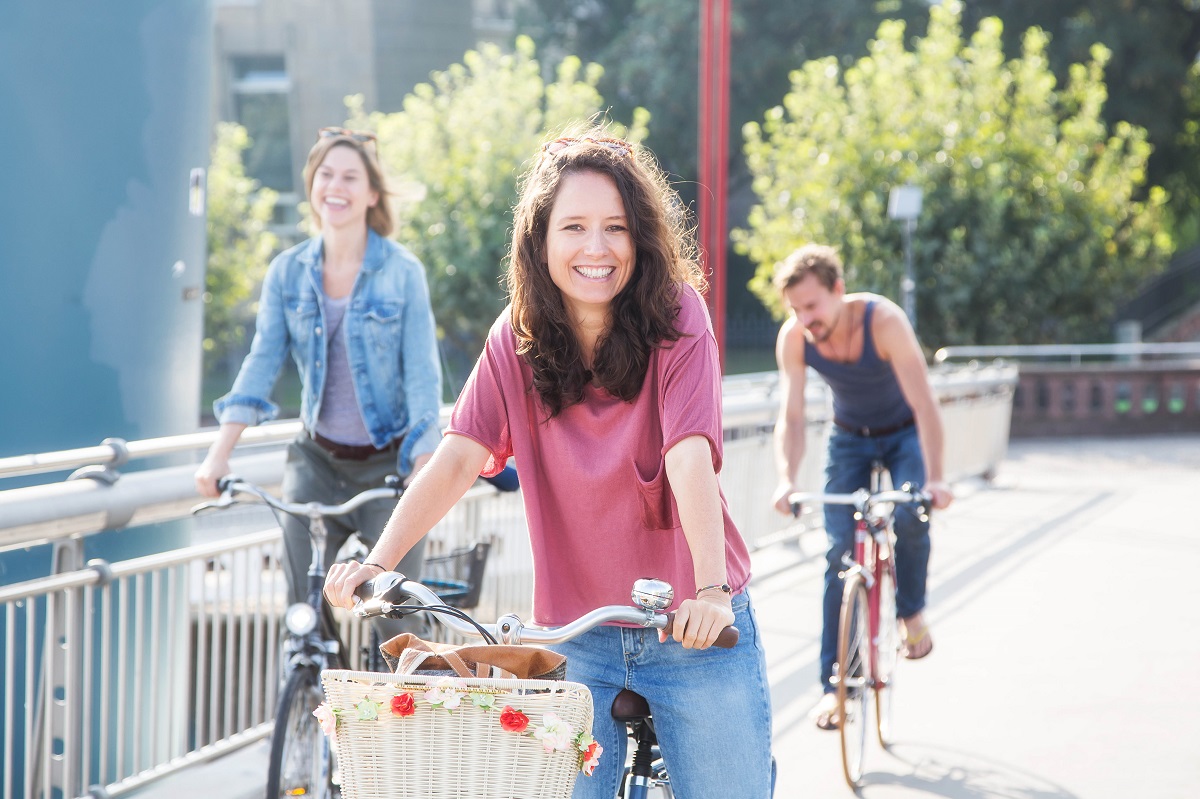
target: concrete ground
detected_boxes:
[759,434,1200,798]
[133,434,1200,799]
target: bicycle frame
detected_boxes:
[846,511,892,691]
[194,476,405,799]
[788,480,925,788]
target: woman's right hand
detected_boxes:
[194,454,231,498]
[324,560,383,610]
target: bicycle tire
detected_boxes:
[266,664,334,799]
[836,575,870,788]
[874,555,900,748]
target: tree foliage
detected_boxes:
[203,122,278,380]
[345,36,647,386]
[516,0,933,320]
[517,0,931,190]
[962,0,1200,245]
[737,3,1171,347]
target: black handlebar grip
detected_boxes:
[662,612,740,648]
[216,475,237,492]
[353,574,385,602]
[789,501,801,518]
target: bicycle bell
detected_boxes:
[631,578,674,610]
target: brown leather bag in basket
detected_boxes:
[380,632,568,681]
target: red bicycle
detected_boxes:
[790,472,929,788]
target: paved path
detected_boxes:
[134,434,1200,799]
[757,434,1200,798]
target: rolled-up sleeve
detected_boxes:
[214,256,289,425]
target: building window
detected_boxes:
[231,56,294,194]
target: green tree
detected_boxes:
[345,36,647,387]
[203,122,278,381]
[737,3,1171,347]
[517,0,933,322]
[518,0,930,188]
[962,0,1200,247]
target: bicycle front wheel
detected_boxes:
[874,557,900,748]
[836,575,870,788]
[266,664,334,799]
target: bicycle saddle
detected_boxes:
[611,688,652,722]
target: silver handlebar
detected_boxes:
[352,573,742,648]
[193,476,402,520]
[788,487,929,509]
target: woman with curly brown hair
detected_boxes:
[325,126,774,798]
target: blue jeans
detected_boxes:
[551,591,774,799]
[819,425,931,692]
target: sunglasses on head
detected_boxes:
[541,136,634,159]
[318,127,378,149]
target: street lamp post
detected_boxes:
[887,184,923,332]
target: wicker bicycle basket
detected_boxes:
[321,669,595,799]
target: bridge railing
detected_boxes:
[0,365,1015,799]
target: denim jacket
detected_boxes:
[214,230,443,474]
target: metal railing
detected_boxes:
[0,366,1016,799]
[933,342,1200,365]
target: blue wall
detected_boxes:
[0,0,211,457]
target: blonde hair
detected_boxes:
[773,244,842,292]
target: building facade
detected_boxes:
[212,0,515,233]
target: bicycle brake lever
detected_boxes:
[189,495,236,515]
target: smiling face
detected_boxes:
[309,144,378,232]
[782,273,845,342]
[543,169,636,324]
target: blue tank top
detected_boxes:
[804,300,913,430]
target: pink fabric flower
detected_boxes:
[424,677,465,711]
[313,703,336,737]
[532,712,574,753]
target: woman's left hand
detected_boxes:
[661,594,735,650]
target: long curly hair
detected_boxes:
[507,128,706,417]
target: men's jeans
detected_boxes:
[819,425,930,692]
[552,591,775,799]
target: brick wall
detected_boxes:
[1010,362,1200,437]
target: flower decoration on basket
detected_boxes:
[314,684,603,776]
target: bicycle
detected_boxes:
[343,572,739,799]
[789,466,928,789]
[193,475,408,798]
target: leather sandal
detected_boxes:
[813,693,840,731]
[902,615,934,660]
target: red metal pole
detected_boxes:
[698,0,729,369]
[714,0,729,364]
[699,0,713,323]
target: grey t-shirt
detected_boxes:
[314,294,373,446]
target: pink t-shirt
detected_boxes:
[446,284,752,626]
